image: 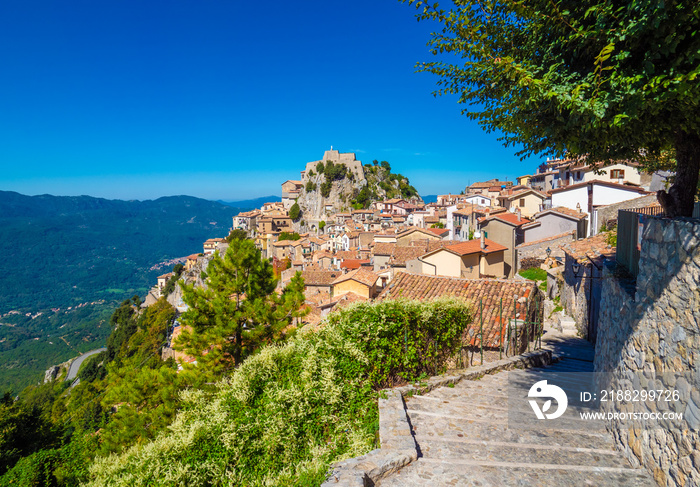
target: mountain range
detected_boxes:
[0,191,251,391]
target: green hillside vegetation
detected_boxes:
[353,159,419,209]
[0,274,472,486]
[0,191,245,392]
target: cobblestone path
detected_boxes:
[377,332,656,487]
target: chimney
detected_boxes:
[516,208,522,222]
[480,232,486,250]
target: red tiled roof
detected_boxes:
[485,212,532,227]
[444,239,507,255]
[340,259,370,270]
[301,269,342,286]
[377,273,538,347]
[426,227,449,237]
[332,268,379,287]
[335,250,361,260]
[546,206,588,221]
[388,246,426,266]
[373,242,397,256]
[561,233,616,265]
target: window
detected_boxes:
[519,198,526,207]
[611,169,625,179]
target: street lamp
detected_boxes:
[572,262,581,277]
[546,247,551,258]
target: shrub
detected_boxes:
[289,203,301,221]
[86,299,472,487]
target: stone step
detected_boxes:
[406,406,606,438]
[406,392,607,421]
[408,416,614,451]
[416,436,630,469]
[377,458,656,487]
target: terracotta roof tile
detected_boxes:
[340,259,370,270]
[335,250,361,260]
[561,233,616,265]
[373,242,397,256]
[377,273,538,347]
[444,239,507,255]
[426,227,449,237]
[388,246,426,266]
[301,269,343,286]
[485,212,532,227]
[332,268,380,287]
[545,206,588,220]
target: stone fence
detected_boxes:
[515,231,575,270]
[594,216,700,487]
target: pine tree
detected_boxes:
[175,239,304,377]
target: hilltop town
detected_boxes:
[147,148,668,340]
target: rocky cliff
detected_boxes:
[292,150,422,232]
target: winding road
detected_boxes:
[65,347,107,381]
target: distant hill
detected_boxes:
[422,194,437,204]
[217,195,280,210]
[0,191,241,391]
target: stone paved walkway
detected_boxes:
[377,330,656,487]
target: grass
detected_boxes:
[518,268,547,281]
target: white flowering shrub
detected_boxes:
[87,298,471,486]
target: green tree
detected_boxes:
[320,180,332,198]
[278,231,301,241]
[288,202,301,221]
[227,228,248,242]
[405,0,700,216]
[318,220,326,232]
[175,240,302,375]
[0,392,58,475]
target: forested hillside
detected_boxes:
[0,191,244,391]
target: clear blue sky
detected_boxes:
[0,0,540,201]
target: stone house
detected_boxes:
[256,213,293,236]
[462,194,492,207]
[281,180,303,209]
[395,227,442,246]
[203,238,225,255]
[157,272,173,292]
[497,187,547,218]
[375,198,407,214]
[232,210,260,235]
[351,209,375,224]
[301,269,343,296]
[550,180,649,235]
[331,268,380,299]
[185,254,200,272]
[478,212,531,277]
[409,236,506,279]
[521,206,588,243]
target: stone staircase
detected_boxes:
[376,332,656,487]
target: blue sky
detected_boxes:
[0,0,538,201]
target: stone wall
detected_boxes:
[515,231,574,269]
[594,194,659,233]
[595,216,700,487]
[558,252,606,341]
